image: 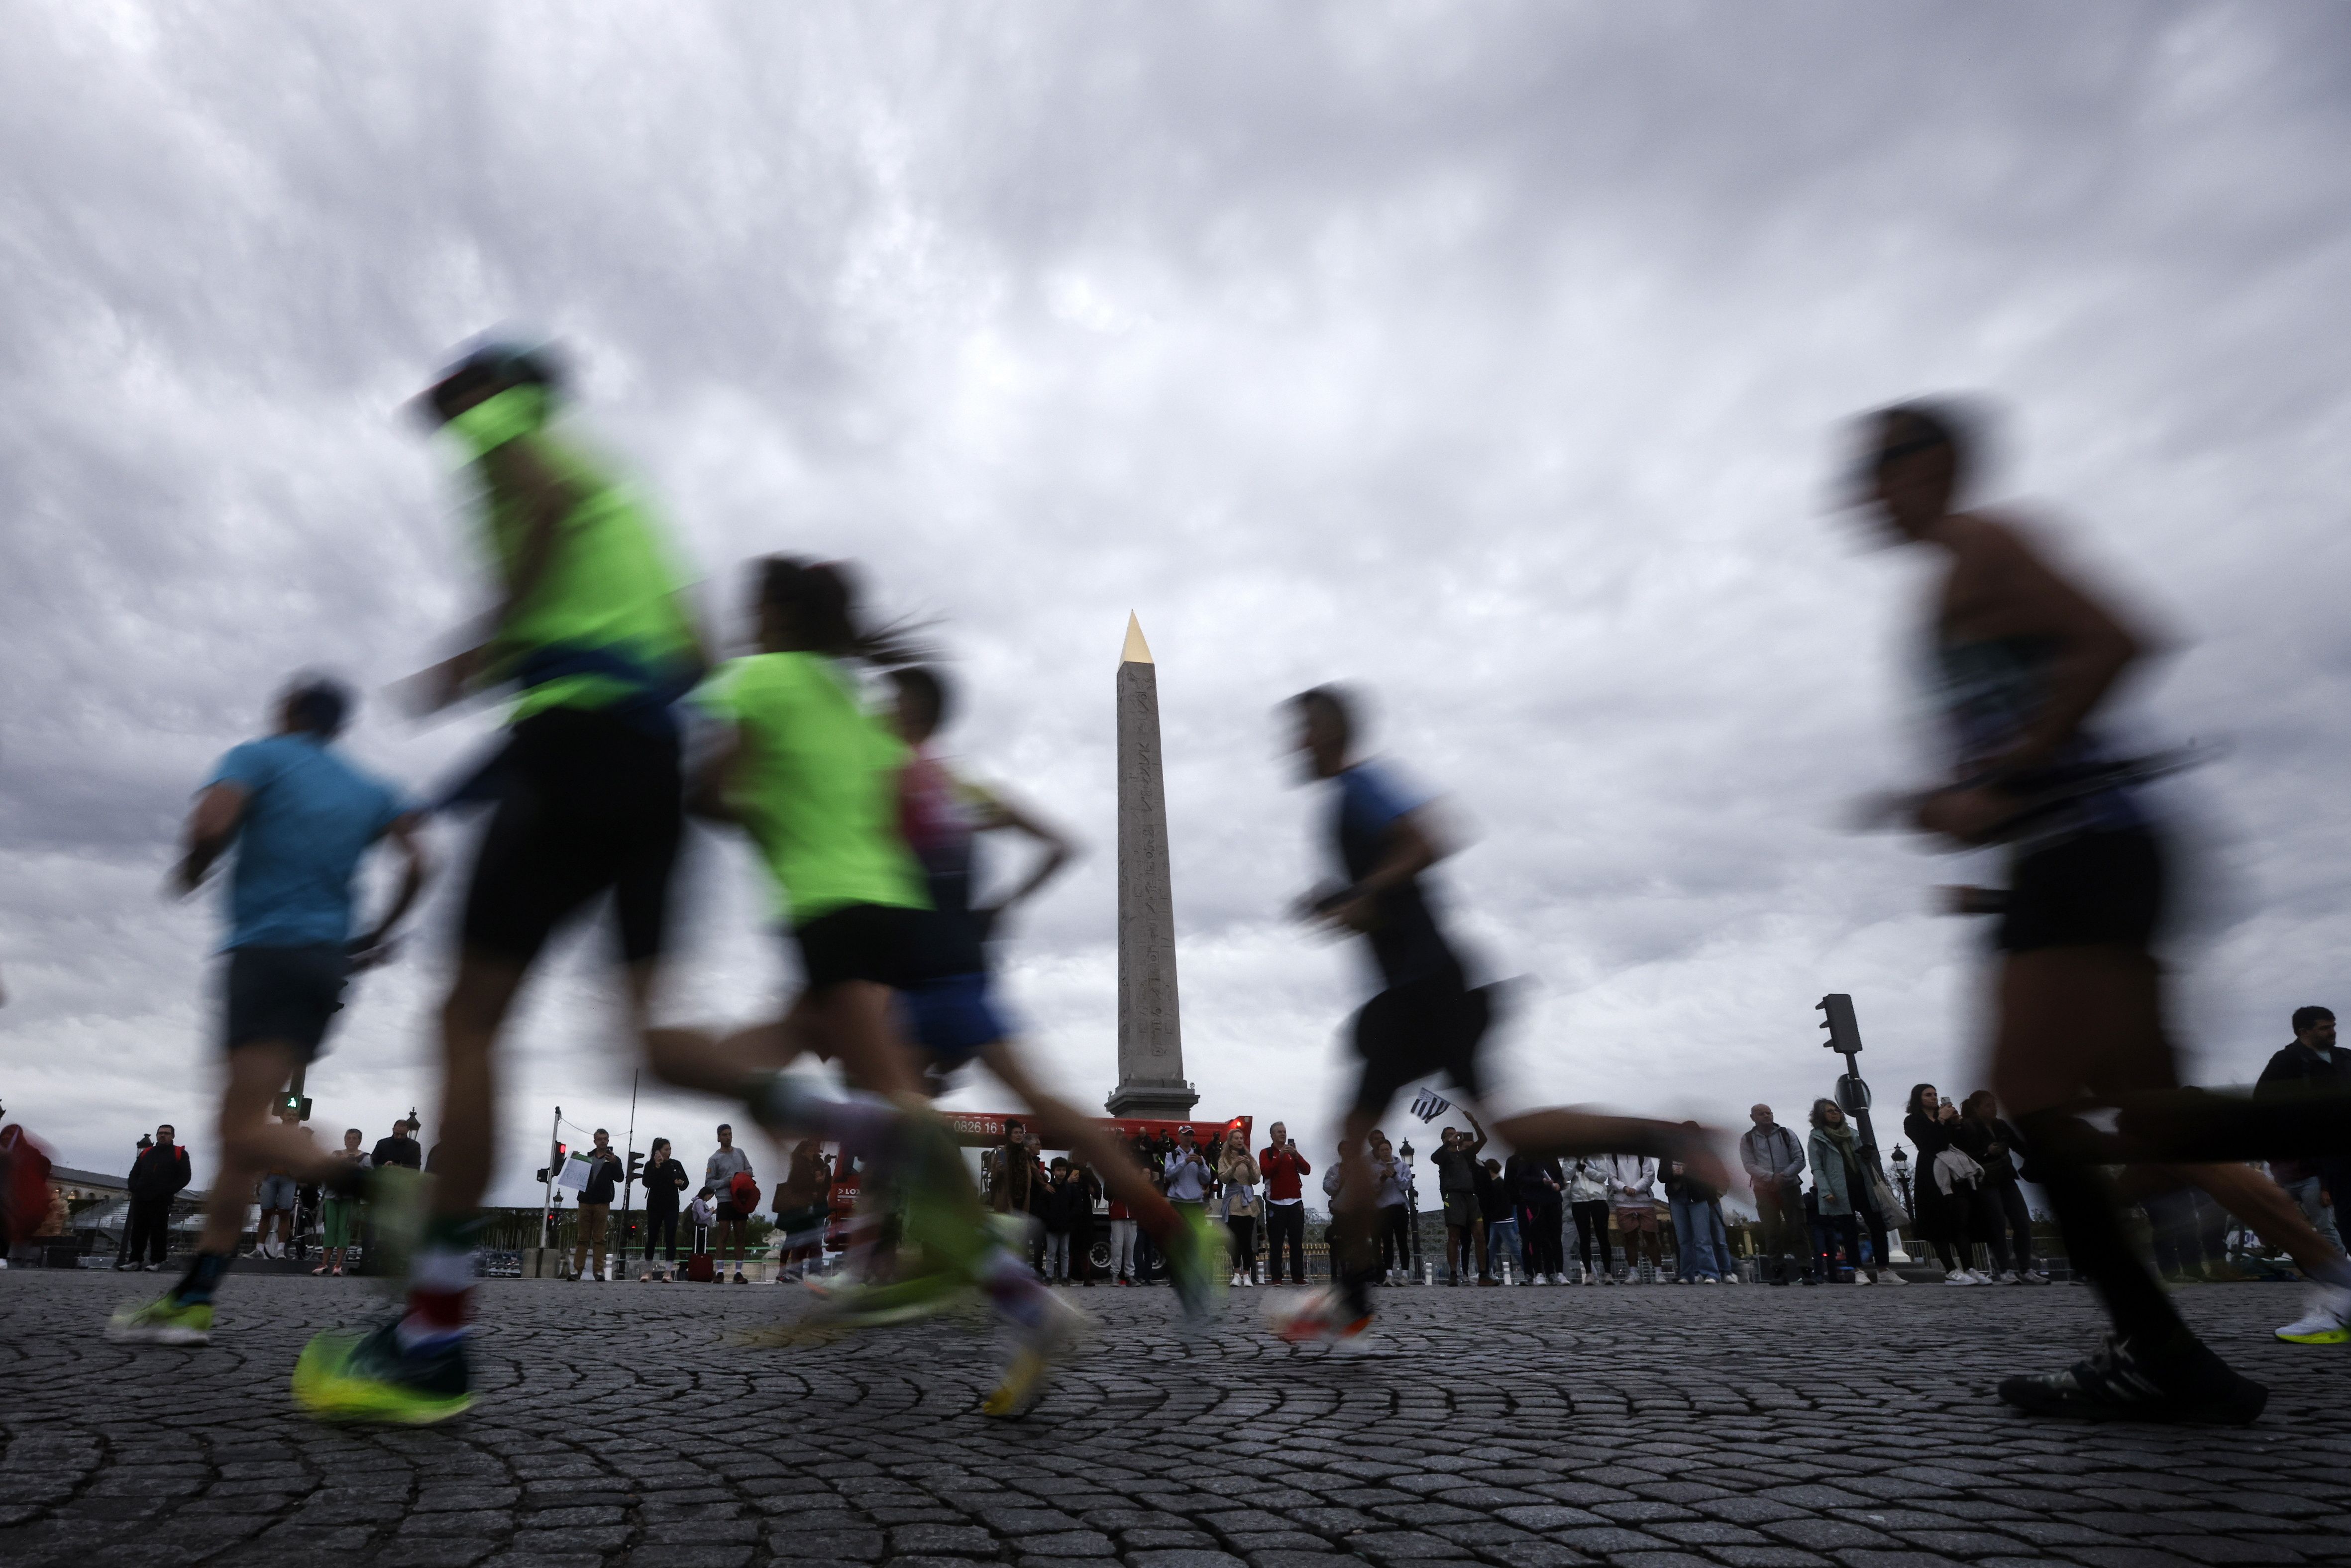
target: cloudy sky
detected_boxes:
[6,3,2350,1208]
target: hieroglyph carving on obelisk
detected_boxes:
[1107,614,1199,1120]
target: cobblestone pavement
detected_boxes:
[5,1270,2350,1568]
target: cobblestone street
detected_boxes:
[4,1270,2349,1568]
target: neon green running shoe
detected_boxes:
[801,1268,972,1327]
[980,1288,1088,1420]
[1163,1207,1229,1328]
[107,1294,214,1346]
[292,1321,472,1425]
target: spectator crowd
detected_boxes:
[57,1004,2347,1293]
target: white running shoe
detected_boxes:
[1994,1270,2021,1285]
[1945,1269,1979,1286]
[2275,1285,2351,1345]
[1878,1269,1908,1285]
[1852,1274,1873,1286]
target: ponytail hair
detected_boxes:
[757,556,931,667]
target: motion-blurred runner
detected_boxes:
[292,345,706,1423]
[1850,401,2351,1422]
[1271,684,1725,1346]
[111,677,428,1349]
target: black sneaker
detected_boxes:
[1997,1335,2267,1425]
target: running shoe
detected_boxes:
[980,1289,1088,1420]
[2274,1286,2351,1345]
[1996,1335,2267,1425]
[1161,1207,1228,1328]
[1270,1285,1373,1345]
[107,1294,214,1346]
[291,1321,472,1425]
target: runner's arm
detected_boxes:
[973,790,1077,920]
[176,782,249,894]
[1322,809,1442,932]
[350,813,431,969]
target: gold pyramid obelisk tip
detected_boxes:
[1120,612,1154,666]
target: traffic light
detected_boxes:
[627,1151,645,1188]
[276,1092,313,1121]
[536,1141,568,1186]
[1817,993,1862,1055]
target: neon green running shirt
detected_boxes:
[461,397,699,722]
[697,652,930,924]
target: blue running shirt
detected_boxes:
[207,735,408,950]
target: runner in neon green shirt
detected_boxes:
[696,649,928,923]
[296,342,708,1425]
[640,555,1085,1416]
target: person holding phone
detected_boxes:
[637,1138,689,1281]
[1259,1122,1312,1286]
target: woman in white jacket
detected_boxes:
[1566,1156,1613,1285]
[1604,1153,1665,1282]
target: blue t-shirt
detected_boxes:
[207,734,408,950]
[1329,760,1455,986]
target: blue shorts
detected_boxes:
[257,1174,298,1211]
[899,971,1011,1067]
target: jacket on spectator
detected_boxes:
[1603,1154,1656,1206]
[1505,1153,1560,1212]
[641,1157,689,1213]
[1739,1123,1806,1187]
[1218,1150,1260,1217]
[371,1134,423,1170]
[1164,1147,1212,1203]
[1565,1156,1610,1205]
[2257,1040,2351,1095]
[128,1141,192,1201]
[581,1149,622,1205]
[989,1140,1041,1214]
[1475,1164,1513,1225]
[1808,1126,1862,1217]
[1260,1145,1311,1202]
[1370,1154,1410,1208]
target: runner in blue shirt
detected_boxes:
[1270,684,1727,1346]
[110,677,429,1347]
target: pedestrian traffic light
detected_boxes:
[276,1093,313,1120]
[1817,993,1862,1054]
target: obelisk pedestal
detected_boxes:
[1106,614,1198,1121]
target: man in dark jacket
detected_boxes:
[371,1119,423,1171]
[2258,1006,2347,1248]
[124,1125,192,1270]
[571,1130,624,1282]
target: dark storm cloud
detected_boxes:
[5,2,2350,1200]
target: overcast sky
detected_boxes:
[6,3,2350,1209]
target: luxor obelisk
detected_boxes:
[1106,614,1199,1120]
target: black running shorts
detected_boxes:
[223,943,350,1061]
[461,708,683,966]
[790,902,950,993]
[1999,826,2164,954]
[1349,962,1495,1119]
